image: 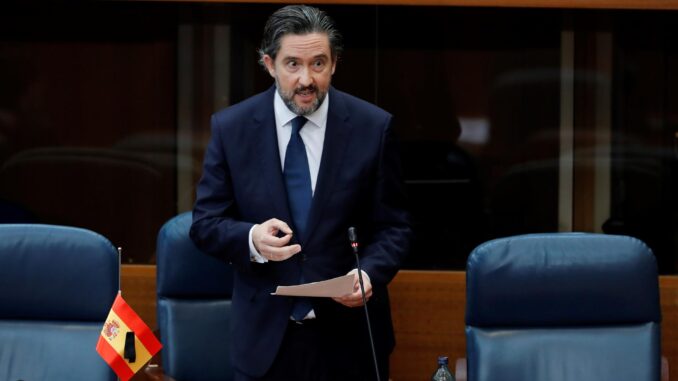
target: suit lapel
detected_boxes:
[253,87,294,229]
[302,88,353,243]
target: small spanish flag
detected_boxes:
[96,293,162,381]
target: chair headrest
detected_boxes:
[156,212,233,297]
[0,224,118,320]
[466,233,660,327]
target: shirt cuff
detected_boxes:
[248,225,268,263]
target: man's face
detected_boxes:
[263,32,336,116]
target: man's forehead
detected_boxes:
[278,32,331,57]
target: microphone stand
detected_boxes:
[348,227,381,381]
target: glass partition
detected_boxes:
[1,3,677,273]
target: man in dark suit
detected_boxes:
[190,5,411,380]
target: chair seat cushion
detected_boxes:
[0,320,115,381]
[466,322,661,381]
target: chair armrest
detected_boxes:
[662,356,669,381]
[455,358,467,381]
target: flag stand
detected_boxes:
[97,245,162,381]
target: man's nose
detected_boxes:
[298,67,313,86]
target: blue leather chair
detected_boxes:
[156,212,234,381]
[0,224,118,381]
[461,233,664,381]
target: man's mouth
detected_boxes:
[295,86,317,97]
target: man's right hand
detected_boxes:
[252,218,301,261]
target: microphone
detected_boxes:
[348,227,381,381]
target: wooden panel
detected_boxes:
[388,270,467,380]
[121,265,158,330]
[120,266,678,379]
[129,0,678,10]
[660,276,678,378]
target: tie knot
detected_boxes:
[291,116,307,134]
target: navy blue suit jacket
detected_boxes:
[190,86,411,377]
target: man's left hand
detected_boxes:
[332,269,372,308]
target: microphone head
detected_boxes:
[348,227,358,243]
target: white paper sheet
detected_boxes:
[271,274,355,298]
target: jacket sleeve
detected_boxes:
[189,114,254,272]
[360,115,412,287]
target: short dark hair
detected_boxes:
[258,5,343,67]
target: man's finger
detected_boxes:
[332,289,371,307]
[264,218,293,235]
[259,232,293,247]
[262,244,301,261]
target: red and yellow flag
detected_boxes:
[96,293,162,381]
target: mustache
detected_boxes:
[294,85,318,94]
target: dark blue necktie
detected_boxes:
[284,116,312,236]
[284,116,313,321]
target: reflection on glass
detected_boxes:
[1,4,677,272]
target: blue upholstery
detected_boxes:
[157,212,234,381]
[465,233,661,381]
[0,224,118,381]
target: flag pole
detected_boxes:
[117,247,122,293]
[117,246,122,381]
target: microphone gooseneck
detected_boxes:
[348,227,381,381]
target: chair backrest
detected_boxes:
[156,212,235,381]
[465,233,661,381]
[0,224,118,381]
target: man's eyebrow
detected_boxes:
[281,52,329,61]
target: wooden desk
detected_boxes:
[388,270,678,381]
[120,266,678,381]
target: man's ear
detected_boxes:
[263,55,276,78]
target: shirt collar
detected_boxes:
[273,87,329,129]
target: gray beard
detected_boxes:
[276,79,327,116]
